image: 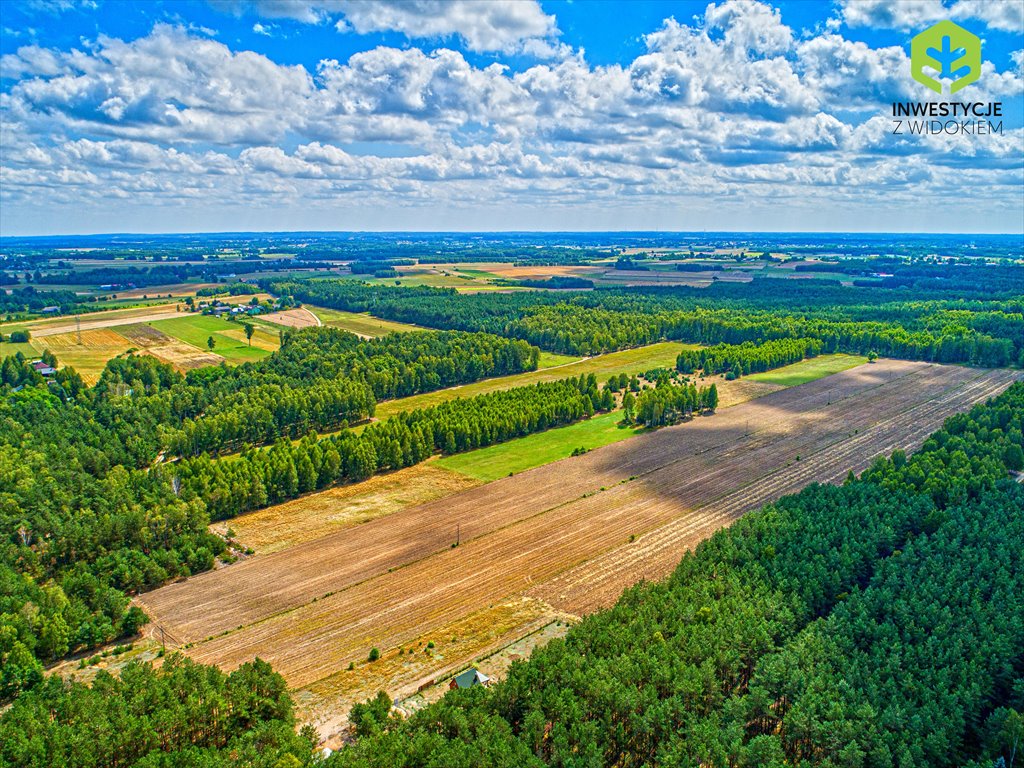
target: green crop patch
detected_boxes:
[746,354,868,387]
[437,411,645,481]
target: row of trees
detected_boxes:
[677,337,823,378]
[176,375,613,520]
[624,380,718,427]
[326,383,1024,767]
[165,378,376,456]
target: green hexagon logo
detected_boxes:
[911,20,981,95]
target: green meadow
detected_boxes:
[437,410,645,481]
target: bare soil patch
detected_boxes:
[218,463,481,554]
[259,308,321,329]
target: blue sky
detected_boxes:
[1,0,1022,235]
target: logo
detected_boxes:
[911,20,980,95]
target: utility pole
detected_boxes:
[76,314,82,345]
[456,523,460,548]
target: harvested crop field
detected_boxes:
[117,323,226,370]
[219,464,481,554]
[25,304,185,337]
[137,361,1019,712]
[307,307,424,337]
[259,308,321,329]
[296,597,567,744]
[31,329,133,383]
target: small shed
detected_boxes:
[449,668,490,690]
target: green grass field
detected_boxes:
[747,354,868,387]
[374,342,694,420]
[537,351,581,369]
[436,410,645,481]
[0,341,37,359]
[306,307,424,337]
[342,264,527,293]
[151,315,277,364]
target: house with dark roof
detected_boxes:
[449,668,490,690]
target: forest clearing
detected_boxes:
[136,360,1020,734]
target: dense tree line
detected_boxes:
[627,379,718,427]
[677,337,823,378]
[0,287,84,316]
[175,375,612,519]
[266,278,1022,365]
[0,655,320,768]
[99,329,538,458]
[0,406,220,697]
[195,282,261,296]
[515,276,595,289]
[0,328,541,688]
[324,383,1024,768]
[166,378,376,456]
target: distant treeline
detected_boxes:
[516,276,595,289]
[795,260,1024,294]
[348,259,416,274]
[195,282,261,297]
[0,286,87,315]
[676,262,725,272]
[264,279,1023,366]
[35,260,325,288]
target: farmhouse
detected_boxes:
[31,360,56,376]
[449,668,490,690]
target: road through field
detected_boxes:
[137,361,1019,689]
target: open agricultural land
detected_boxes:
[4,231,1023,768]
[137,359,1020,741]
[1,294,283,379]
[306,307,423,337]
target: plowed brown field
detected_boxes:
[137,361,1020,694]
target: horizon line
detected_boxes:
[2,229,1023,240]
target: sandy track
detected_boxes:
[137,361,1019,689]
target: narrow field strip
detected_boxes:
[372,341,690,420]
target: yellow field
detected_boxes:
[307,307,424,337]
[259,308,321,329]
[296,597,563,746]
[218,463,481,554]
[30,330,133,383]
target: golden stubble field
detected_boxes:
[135,360,1021,741]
